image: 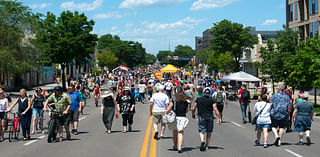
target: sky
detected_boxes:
[20,0,286,55]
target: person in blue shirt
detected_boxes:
[67,85,82,135]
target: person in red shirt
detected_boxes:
[238,84,250,124]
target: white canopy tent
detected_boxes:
[221,71,261,82]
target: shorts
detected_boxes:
[172,117,189,131]
[0,112,7,119]
[152,112,165,125]
[256,124,271,130]
[294,116,312,132]
[32,108,44,118]
[198,116,214,133]
[271,117,288,129]
[56,114,70,127]
[69,110,79,121]
[217,104,224,113]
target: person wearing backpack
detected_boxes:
[269,84,291,146]
[212,86,228,122]
[238,84,250,124]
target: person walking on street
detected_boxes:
[30,88,46,134]
[150,85,169,140]
[270,84,291,146]
[0,89,9,142]
[167,87,191,153]
[192,88,221,151]
[7,89,32,141]
[67,85,82,135]
[138,81,147,104]
[117,87,135,133]
[238,85,250,124]
[164,80,173,99]
[101,91,117,134]
[292,95,314,146]
[254,94,272,148]
[212,86,228,122]
[79,86,86,115]
[94,83,101,107]
[44,86,72,142]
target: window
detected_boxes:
[310,0,319,15]
[295,2,298,20]
[309,22,319,37]
[289,4,293,21]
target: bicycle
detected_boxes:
[47,104,62,143]
[7,111,20,142]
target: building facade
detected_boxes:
[287,0,319,39]
[195,29,213,53]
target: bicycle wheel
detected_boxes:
[47,119,56,143]
[8,120,14,142]
[14,121,20,140]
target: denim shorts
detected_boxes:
[198,116,214,133]
[32,108,44,118]
[256,124,271,130]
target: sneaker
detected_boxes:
[243,120,247,124]
[255,140,260,146]
[274,137,280,146]
[128,126,132,132]
[74,130,78,135]
[263,144,268,148]
[153,132,158,140]
[306,136,311,146]
[278,140,281,146]
[71,129,75,134]
[200,142,206,151]
[298,141,303,145]
[178,150,182,153]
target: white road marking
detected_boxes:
[231,121,245,128]
[79,116,86,121]
[285,149,303,157]
[24,135,45,146]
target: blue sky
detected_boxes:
[20,0,286,55]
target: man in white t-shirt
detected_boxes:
[150,85,169,140]
[138,81,147,103]
[164,80,173,99]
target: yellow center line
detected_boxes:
[149,130,157,157]
[139,116,153,157]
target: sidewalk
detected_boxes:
[9,83,61,98]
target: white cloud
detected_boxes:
[29,3,52,9]
[261,19,278,26]
[190,0,239,11]
[60,0,103,11]
[119,0,187,9]
[93,12,124,19]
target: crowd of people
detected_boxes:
[0,66,316,155]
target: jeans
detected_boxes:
[240,102,249,121]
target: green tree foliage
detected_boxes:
[97,50,118,69]
[196,49,211,64]
[172,45,195,67]
[97,34,146,67]
[286,38,320,90]
[209,19,258,71]
[0,0,41,75]
[36,11,97,89]
[207,51,235,73]
[157,50,172,64]
[145,53,157,65]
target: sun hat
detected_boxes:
[102,91,113,98]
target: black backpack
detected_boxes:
[241,90,250,100]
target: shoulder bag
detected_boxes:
[251,102,267,125]
[163,99,176,124]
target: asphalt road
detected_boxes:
[1,90,320,157]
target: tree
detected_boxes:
[0,0,42,77]
[172,45,195,67]
[207,51,235,74]
[196,49,211,64]
[157,50,172,64]
[144,53,157,65]
[97,50,118,69]
[286,38,320,104]
[36,11,97,90]
[97,34,146,67]
[209,19,258,71]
